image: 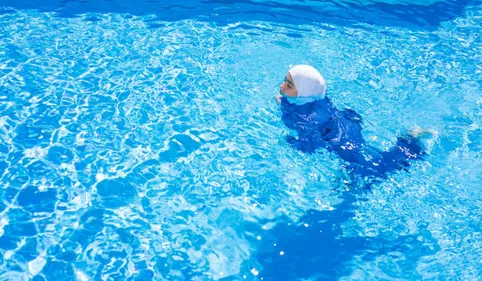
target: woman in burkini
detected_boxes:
[276,64,434,178]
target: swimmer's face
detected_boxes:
[280,72,298,97]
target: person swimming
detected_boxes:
[276,64,434,178]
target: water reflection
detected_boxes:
[244,190,440,280]
[0,0,475,30]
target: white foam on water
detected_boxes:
[75,131,86,145]
[4,250,14,260]
[28,256,46,276]
[23,146,47,159]
[95,173,106,181]
[56,126,70,140]
[75,269,89,281]
[0,216,8,237]
[127,260,137,276]
[250,268,259,276]
[28,95,40,104]
[58,163,76,178]
[37,177,49,192]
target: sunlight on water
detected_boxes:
[0,1,481,280]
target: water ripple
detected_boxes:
[0,6,481,281]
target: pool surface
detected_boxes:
[0,0,481,280]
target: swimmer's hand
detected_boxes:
[275,94,282,104]
[408,126,439,139]
[407,126,439,154]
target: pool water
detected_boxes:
[0,0,481,280]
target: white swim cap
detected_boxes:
[289,65,327,99]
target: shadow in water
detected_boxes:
[240,190,440,280]
[0,0,479,30]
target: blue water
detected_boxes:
[0,0,481,280]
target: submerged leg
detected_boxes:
[361,135,425,177]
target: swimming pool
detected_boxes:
[0,0,481,280]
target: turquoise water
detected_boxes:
[0,1,481,280]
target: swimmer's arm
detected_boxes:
[275,94,282,104]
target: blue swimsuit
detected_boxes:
[280,96,424,177]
